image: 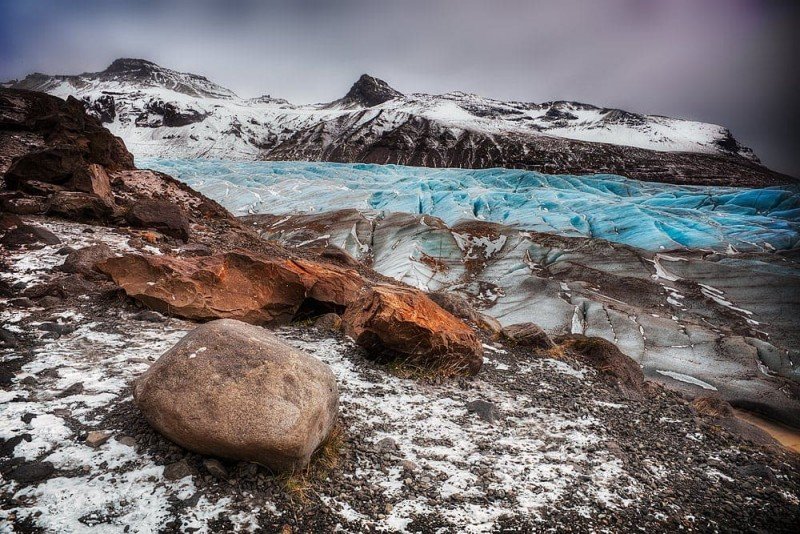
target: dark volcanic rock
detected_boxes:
[48,191,114,222]
[429,291,481,325]
[0,222,60,248]
[8,462,55,484]
[59,243,115,276]
[333,74,403,108]
[4,147,86,189]
[501,322,555,350]
[556,335,645,394]
[125,199,190,240]
[139,99,208,128]
[466,399,500,424]
[82,94,116,123]
[0,89,134,175]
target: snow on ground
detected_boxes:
[285,333,637,531]
[1,220,645,532]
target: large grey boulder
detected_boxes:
[133,319,339,472]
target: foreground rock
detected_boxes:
[125,199,190,240]
[343,285,484,375]
[558,335,646,396]
[133,319,339,472]
[502,322,555,350]
[97,252,364,324]
[58,243,114,276]
[692,396,779,448]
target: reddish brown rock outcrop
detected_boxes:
[342,284,484,375]
[284,259,364,311]
[96,251,364,324]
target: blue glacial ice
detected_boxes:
[140,159,800,252]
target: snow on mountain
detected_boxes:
[5,59,788,185]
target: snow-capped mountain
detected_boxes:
[5,58,790,186]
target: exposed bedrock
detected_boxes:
[1,89,232,237]
[96,252,364,324]
[97,250,483,374]
[343,284,484,375]
[247,209,800,425]
[133,319,339,472]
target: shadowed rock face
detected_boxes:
[133,319,339,472]
[557,335,645,397]
[247,209,800,426]
[0,89,134,176]
[266,114,793,187]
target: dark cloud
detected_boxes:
[1,0,798,175]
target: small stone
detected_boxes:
[385,504,394,514]
[203,458,228,479]
[37,296,62,308]
[9,462,55,483]
[116,435,137,448]
[19,376,36,386]
[401,460,418,472]
[8,297,34,308]
[57,382,84,398]
[466,399,500,424]
[313,313,342,332]
[134,310,165,323]
[377,437,399,452]
[85,430,112,448]
[163,460,193,481]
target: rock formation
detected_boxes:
[132,319,339,471]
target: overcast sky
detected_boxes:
[1,0,798,175]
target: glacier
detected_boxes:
[140,158,800,252]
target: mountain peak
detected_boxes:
[103,58,161,74]
[341,74,402,107]
[94,58,236,99]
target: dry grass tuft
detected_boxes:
[279,423,345,503]
[387,355,474,381]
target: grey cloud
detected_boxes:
[1,0,797,175]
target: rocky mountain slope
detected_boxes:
[5,59,793,186]
[1,88,799,532]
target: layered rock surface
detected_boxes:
[248,209,800,425]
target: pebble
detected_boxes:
[85,430,112,448]
[163,460,194,481]
[203,458,229,479]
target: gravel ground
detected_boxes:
[1,220,799,533]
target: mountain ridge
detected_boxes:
[4,59,793,186]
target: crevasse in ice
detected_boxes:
[141,159,800,252]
